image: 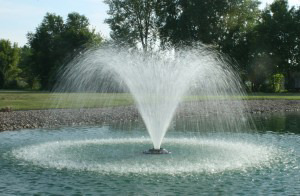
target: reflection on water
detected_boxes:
[253,112,300,134]
[110,111,300,134]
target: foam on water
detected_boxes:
[12,138,278,175]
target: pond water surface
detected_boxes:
[0,112,299,195]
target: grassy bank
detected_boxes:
[0,91,299,110]
[244,93,300,100]
[0,92,134,110]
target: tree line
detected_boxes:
[0,12,102,90]
[105,0,300,92]
[1,0,300,92]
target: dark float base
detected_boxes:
[143,148,171,154]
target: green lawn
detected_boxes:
[243,93,300,100]
[0,91,299,110]
[0,92,134,110]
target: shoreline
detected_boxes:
[1,100,300,131]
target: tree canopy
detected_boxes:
[105,0,160,51]
[1,0,300,92]
[28,12,103,89]
[0,39,21,88]
[248,0,300,90]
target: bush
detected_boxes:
[272,74,285,93]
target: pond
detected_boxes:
[0,112,299,195]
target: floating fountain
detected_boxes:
[54,45,248,153]
[1,45,298,194]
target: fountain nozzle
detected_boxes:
[143,148,171,154]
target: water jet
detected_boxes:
[54,45,248,151]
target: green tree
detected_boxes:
[157,0,260,47]
[0,39,21,89]
[250,0,300,90]
[28,12,102,90]
[218,0,261,71]
[18,45,38,89]
[157,0,231,46]
[157,0,261,88]
[27,13,64,89]
[105,0,159,51]
[61,12,102,55]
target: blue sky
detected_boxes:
[0,0,299,46]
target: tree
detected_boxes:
[105,0,159,51]
[27,13,64,89]
[250,0,300,90]
[61,12,103,55]
[157,0,231,46]
[218,0,261,70]
[28,12,102,90]
[18,45,38,89]
[0,39,21,88]
[157,0,260,46]
[157,0,261,88]
[157,0,261,73]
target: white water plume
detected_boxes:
[54,45,248,149]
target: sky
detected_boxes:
[0,0,299,46]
